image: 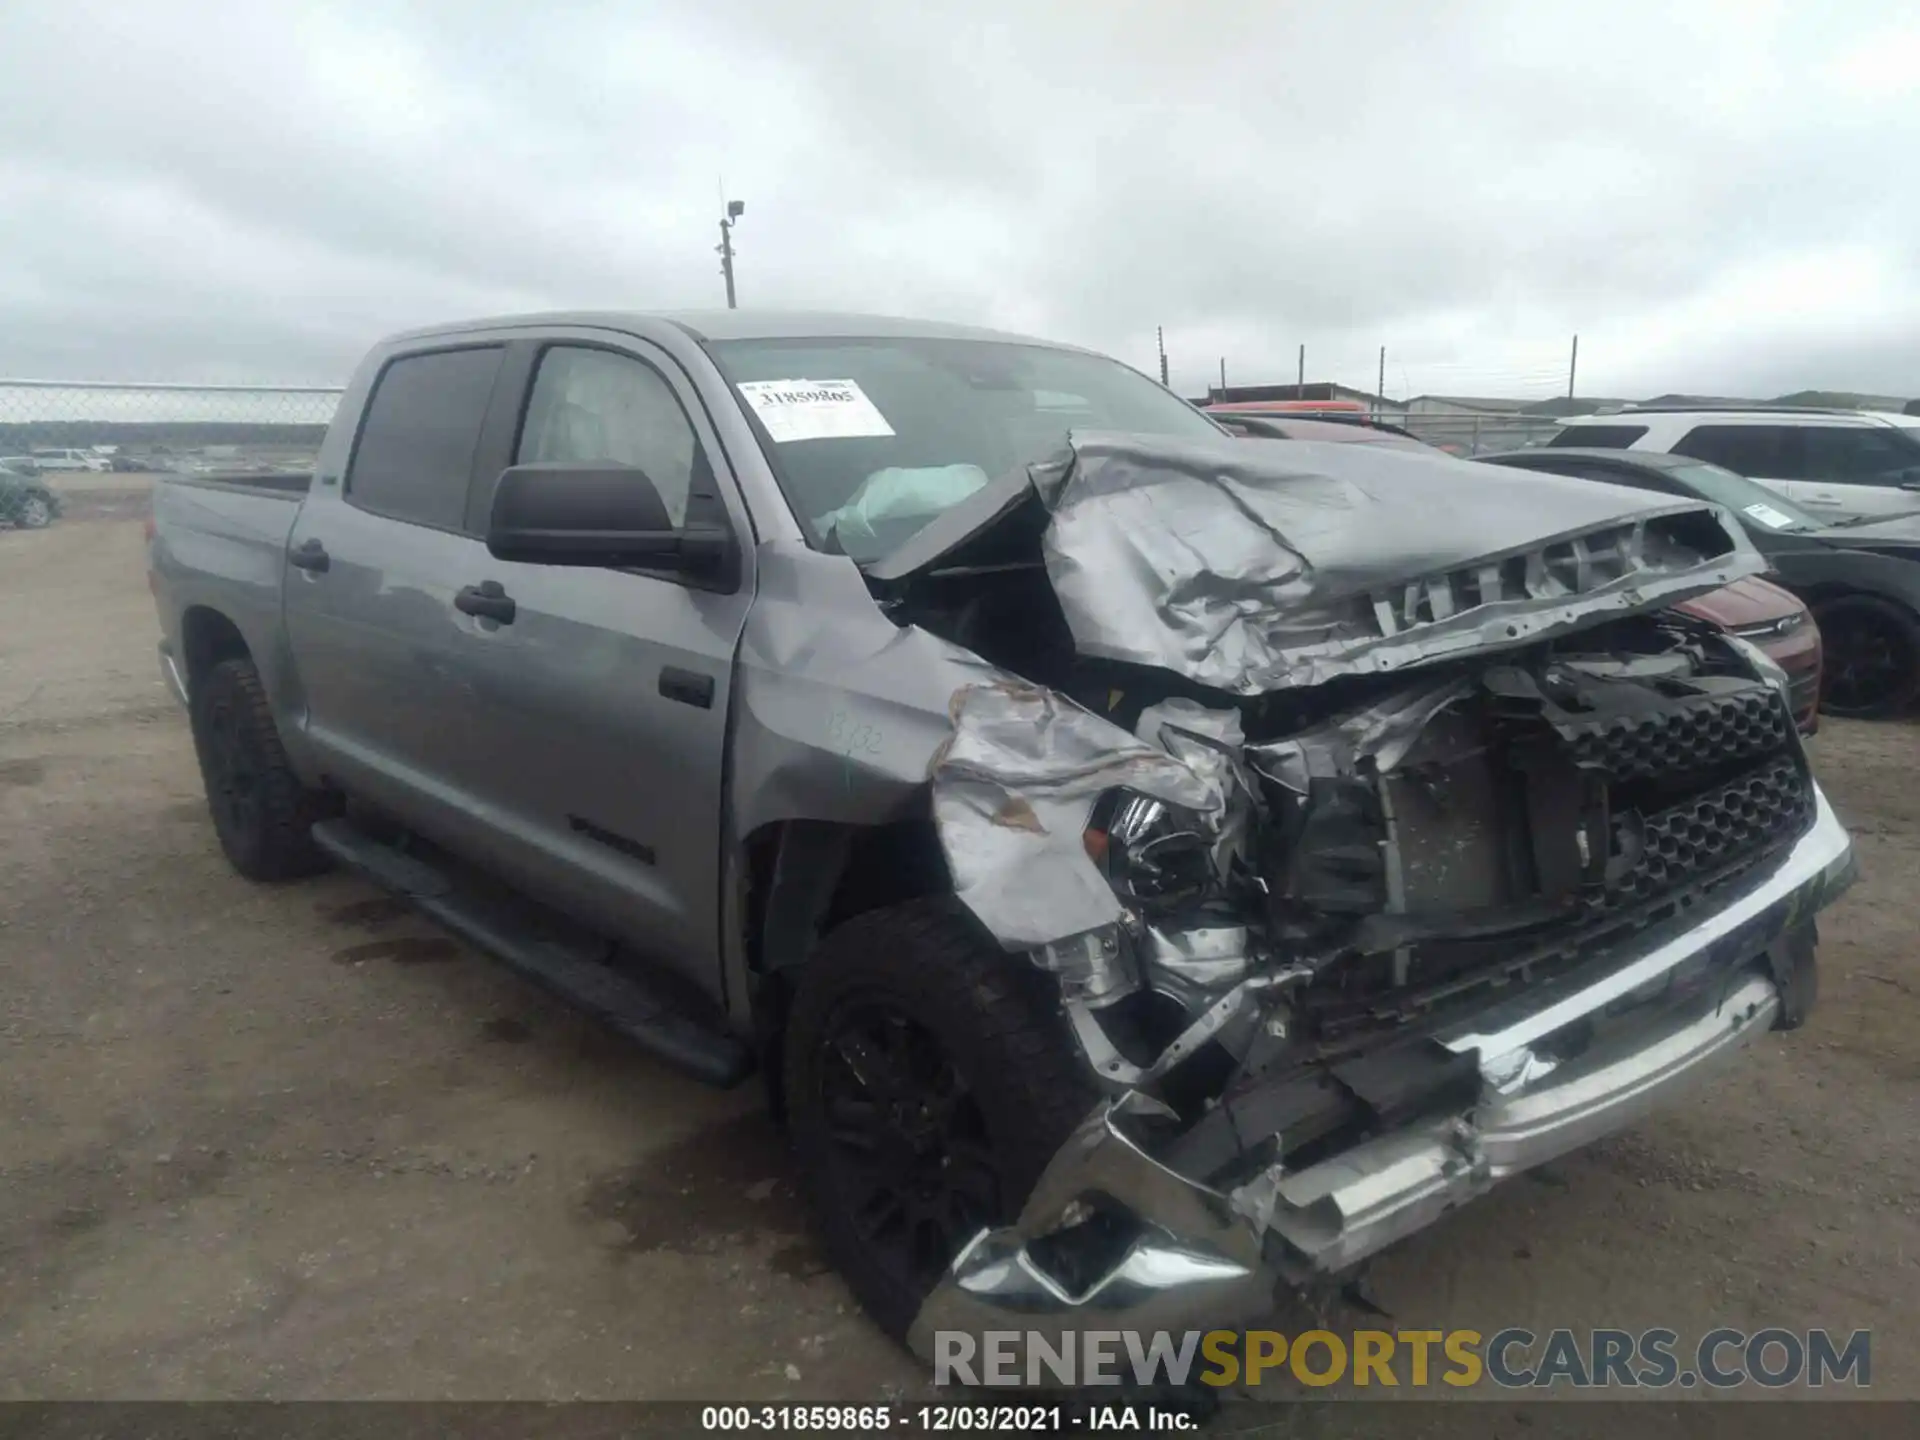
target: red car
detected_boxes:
[1678,576,1822,735]
[1213,413,1823,733]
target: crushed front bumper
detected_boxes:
[909,786,1856,1358]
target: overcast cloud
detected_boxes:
[2,0,1916,400]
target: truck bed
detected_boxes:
[166,471,312,497]
[149,473,310,708]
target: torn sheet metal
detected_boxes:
[1141,922,1255,1008]
[883,430,1767,694]
[1044,433,1766,692]
[929,681,1237,950]
[728,542,1013,838]
[1246,673,1476,792]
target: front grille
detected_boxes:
[1611,754,1812,902]
[1562,686,1792,780]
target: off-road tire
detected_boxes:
[189,656,334,880]
[16,492,54,529]
[1816,593,1920,719]
[784,898,1096,1340]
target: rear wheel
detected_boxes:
[1816,594,1920,718]
[784,899,1095,1340]
[189,656,334,880]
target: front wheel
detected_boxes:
[15,492,54,529]
[188,656,334,880]
[1817,594,1920,718]
[784,899,1095,1340]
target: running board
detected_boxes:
[310,818,752,1087]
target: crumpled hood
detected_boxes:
[873,431,1767,693]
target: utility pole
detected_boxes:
[1157,326,1169,386]
[1568,333,1579,398]
[1297,344,1305,396]
[717,198,745,309]
[1218,356,1227,398]
[1376,345,1386,418]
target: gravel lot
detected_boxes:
[2,509,1917,1405]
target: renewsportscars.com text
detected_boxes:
[934,1327,1871,1390]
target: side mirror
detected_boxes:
[486,462,735,580]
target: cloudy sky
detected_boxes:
[3,0,1917,401]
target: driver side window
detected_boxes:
[517,346,702,526]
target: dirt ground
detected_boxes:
[2,509,1917,1406]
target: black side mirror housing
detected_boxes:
[486,462,736,583]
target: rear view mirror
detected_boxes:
[487,462,735,581]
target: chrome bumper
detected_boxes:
[158,641,189,708]
[910,786,1856,1357]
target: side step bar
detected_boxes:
[311,818,752,1087]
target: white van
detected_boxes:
[30,448,110,473]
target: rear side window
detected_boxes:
[347,347,505,529]
[1548,424,1647,449]
[1669,424,1797,477]
[1799,425,1920,484]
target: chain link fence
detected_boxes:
[0,380,344,478]
[0,377,1569,498]
[1392,412,1570,457]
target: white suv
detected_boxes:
[1549,407,1920,522]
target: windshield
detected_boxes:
[1665,460,1824,532]
[710,336,1223,560]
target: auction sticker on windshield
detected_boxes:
[736,379,896,443]
[1743,502,1796,529]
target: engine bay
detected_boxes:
[919,586,1814,1189]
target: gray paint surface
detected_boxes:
[155,308,1779,1004]
[146,309,1859,1355]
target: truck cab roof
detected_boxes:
[383,309,1083,351]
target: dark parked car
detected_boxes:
[0,460,61,530]
[1481,447,1920,717]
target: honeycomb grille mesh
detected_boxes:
[1566,687,1792,780]
[1612,755,1812,902]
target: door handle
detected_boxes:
[659,666,715,709]
[454,579,517,624]
[289,537,330,572]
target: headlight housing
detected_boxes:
[1086,790,1216,911]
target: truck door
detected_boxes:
[431,335,756,992]
[282,344,509,827]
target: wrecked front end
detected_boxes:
[900,434,1857,1356]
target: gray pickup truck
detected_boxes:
[151,311,1856,1357]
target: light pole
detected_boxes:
[717,199,745,309]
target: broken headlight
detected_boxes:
[1086,791,1216,911]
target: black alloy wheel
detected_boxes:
[817,999,1005,1296]
[783,899,1096,1340]
[1817,595,1920,718]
